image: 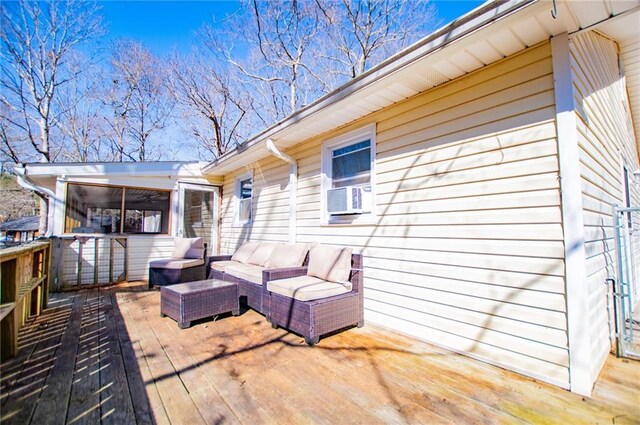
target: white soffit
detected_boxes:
[203,0,640,176]
[598,7,640,150]
[597,7,640,42]
[21,161,206,187]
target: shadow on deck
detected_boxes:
[1,281,639,424]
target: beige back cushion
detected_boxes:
[172,237,205,259]
[231,242,260,264]
[246,243,278,266]
[307,245,353,283]
[266,243,309,268]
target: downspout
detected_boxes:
[265,139,297,244]
[14,164,58,237]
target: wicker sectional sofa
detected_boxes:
[208,242,364,345]
[207,242,309,315]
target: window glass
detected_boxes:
[65,184,169,234]
[236,177,252,224]
[65,185,123,233]
[331,140,371,188]
[240,179,252,199]
[123,188,170,233]
[183,189,213,239]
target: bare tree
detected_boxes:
[57,56,109,162]
[204,0,327,122]
[105,39,174,162]
[203,0,436,125]
[0,0,102,232]
[316,0,437,78]
[0,172,38,223]
[168,53,249,159]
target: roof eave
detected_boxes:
[201,0,537,176]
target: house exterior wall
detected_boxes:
[569,30,640,384]
[220,42,572,388]
[128,235,175,281]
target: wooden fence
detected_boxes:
[0,240,50,360]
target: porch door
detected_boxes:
[178,183,219,255]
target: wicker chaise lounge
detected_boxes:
[265,245,364,345]
[149,237,207,288]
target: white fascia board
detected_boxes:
[22,161,206,178]
[551,33,592,397]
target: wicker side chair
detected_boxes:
[148,237,207,288]
[264,253,363,345]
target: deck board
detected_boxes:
[1,282,639,425]
[99,289,137,424]
[1,292,75,425]
[30,292,85,425]
[66,292,103,425]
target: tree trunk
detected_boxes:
[38,194,48,236]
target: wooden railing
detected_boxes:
[49,235,128,290]
[0,240,51,360]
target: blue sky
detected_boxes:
[98,1,485,54]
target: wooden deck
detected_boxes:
[1,282,638,425]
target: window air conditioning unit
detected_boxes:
[327,186,363,215]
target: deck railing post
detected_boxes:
[43,244,51,307]
[77,239,83,286]
[48,236,63,292]
[94,238,99,285]
[123,237,129,282]
[109,238,115,284]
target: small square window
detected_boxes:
[234,172,253,226]
[321,124,376,225]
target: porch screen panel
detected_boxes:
[65,184,170,234]
[65,185,122,233]
[124,188,170,234]
[183,189,213,242]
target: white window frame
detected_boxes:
[234,171,253,227]
[177,182,219,254]
[321,124,377,225]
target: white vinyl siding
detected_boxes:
[570,31,640,384]
[127,235,175,281]
[220,42,569,387]
[221,164,292,248]
[620,38,640,150]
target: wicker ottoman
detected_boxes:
[160,279,239,329]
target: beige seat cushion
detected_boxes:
[267,275,351,301]
[231,242,260,263]
[266,243,310,268]
[149,258,204,269]
[209,260,240,272]
[246,243,278,267]
[172,237,205,259]
[307,245,353,283]
[225,263,264,285]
